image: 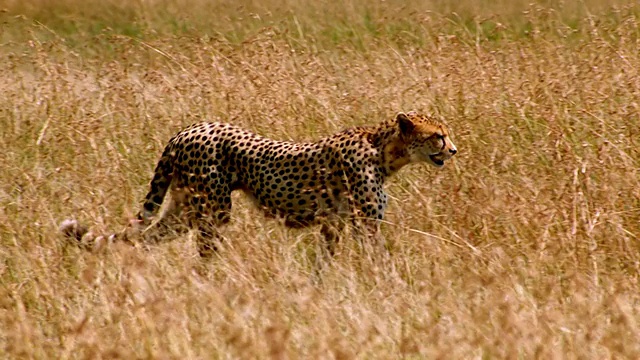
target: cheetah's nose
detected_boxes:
[449,148,457,155]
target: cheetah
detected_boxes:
[60,112,457,257]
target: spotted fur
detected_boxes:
[61,112,457,257]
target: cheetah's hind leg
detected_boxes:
[182,178,233,259]
[135,185,191,245]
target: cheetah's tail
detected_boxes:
[137,142,176,221]
[58,141,176,251]
[59,218,89,241]
[58,218,121,252]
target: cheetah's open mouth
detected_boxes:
[429,155,445,167]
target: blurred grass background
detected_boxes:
[0,0,639,358]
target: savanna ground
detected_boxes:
[1,0,640,358]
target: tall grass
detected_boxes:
[1,0,639,358]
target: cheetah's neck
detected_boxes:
[369,120,411,176]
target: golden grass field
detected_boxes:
[1,0,639,358]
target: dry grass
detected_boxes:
[1,0,640,358]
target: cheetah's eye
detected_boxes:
[435,134,446,150]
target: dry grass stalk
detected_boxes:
[0,0,639,358]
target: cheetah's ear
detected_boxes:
[396,112,415,137]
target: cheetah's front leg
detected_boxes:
[320,215,347,257]
[346,171,389,257]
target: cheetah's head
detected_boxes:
[396,111,457,168]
